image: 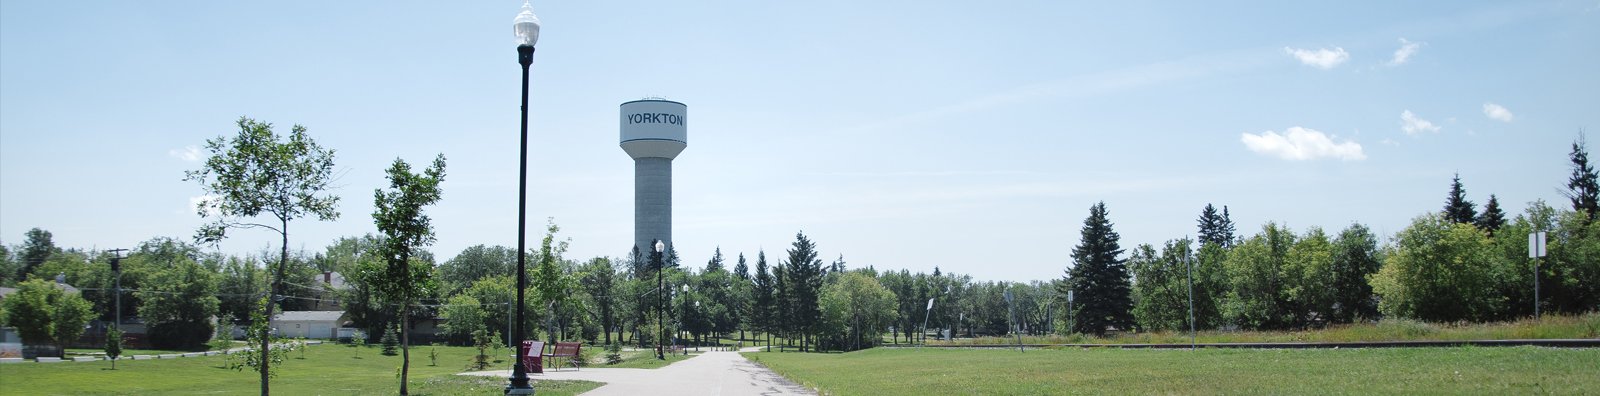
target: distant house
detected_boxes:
[306,271,348,311]
[272,311,347,339]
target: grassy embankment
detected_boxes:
[936,312,1600,346]
[746,346,1600,395]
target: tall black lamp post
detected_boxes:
[653,239,666,360]
[507,1,541,395]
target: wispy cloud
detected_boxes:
[1284,46,1350,69]
[1241,127,1366,161]
[1387,38,1425,66]
[169,145,202,162]
[1400,110,1441,134]
[1482,103,1514,122]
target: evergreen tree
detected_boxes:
[1443,173,1478,224]
[830,254,847,274]
[1476,195,1507,236]
[1220,206,1237,247]
[783,232,824,351]
[1566,133,1600,221]
[1064,202,1134,336]
[752,251,775,349]
[705,247,725,273]
[380,323,399,356]
[1197,204,1225,246]
[733,253,750,282]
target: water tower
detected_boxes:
[619,99,687,252]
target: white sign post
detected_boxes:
[1529,232,1547,318]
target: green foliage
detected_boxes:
[184,116,341,244]
[1066,202,1134,336]
[380,324,400,356]
[429,347,438,366]
[1566,133,1600,220]
[136,253,221,350]
[230,297,289,377]
[818,271,897,351]
[1328,223,1381,323]
[1443,173,1478,224]
[782,232,826,350]
[0,279,93,353]
[469,329,493,370]
[604,341,624,365]
[1371,214,1501,322]
[436,244,515,295]
[104,328,124,368]
[1476,195,1507,236]
[1283,227,1335,327]
[1131,240,1193,332]
[19,227,58,280]
[0,244,18,287]
[1223,223,1295,330]
[1196,204,1236,248]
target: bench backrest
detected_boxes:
[552,342,581,356]
[523,341,545,357]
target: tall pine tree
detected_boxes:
[1219,206,1237,247]
[705,247,725,273]
[1476,194,1507,236]
[752,251,775,350]
[1197,204,1226,246]
[1443,173,1478,224]
[1566,133,1600,221]
[783,232,824,351]
[1065,202,1135,336]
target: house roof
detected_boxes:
[273,311,346,322]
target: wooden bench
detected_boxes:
[542,342,582,371]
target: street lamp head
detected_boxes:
[654,239,665,253]
[681,284,689,292]
[513,1,541,47]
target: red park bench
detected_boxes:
[542,342,582,371]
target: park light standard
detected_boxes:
[653,239,666,360]
[507,1,541,394]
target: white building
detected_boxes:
[272,311,347,339]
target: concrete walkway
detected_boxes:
[461,347,814,396]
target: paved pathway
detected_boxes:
[461,347,814,396]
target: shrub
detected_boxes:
[380,324,399,356]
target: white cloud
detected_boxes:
[1483,103,1514,122]
[1284,46,1350,69]
[189,195,221,217]
[1387,38,1424,66]
[169,145,201,162]
[1400,110,1441,134]
[1241,127,1366,161]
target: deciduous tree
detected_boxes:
[366,154,446,396]
[185,117,340,396]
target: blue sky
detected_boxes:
[2,1,1597,282]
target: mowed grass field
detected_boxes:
[746,346,1600,395]
[0,343,601,395]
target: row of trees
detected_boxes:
[1062,135,1600,335]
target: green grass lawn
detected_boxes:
[746,346,1600,395]
[0,343,600,395]
[941,312,1600,346]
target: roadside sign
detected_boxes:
[1528,232,1547,258]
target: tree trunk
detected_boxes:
[400,305,410,395]
[262,220,289,396]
